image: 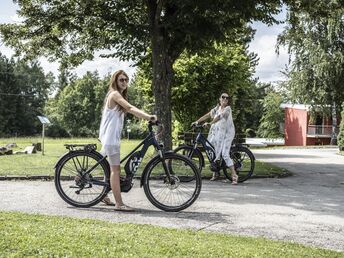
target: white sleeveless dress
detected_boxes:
[207,105,236,167]
[99,103,124,157]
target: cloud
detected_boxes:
[249,22,290,84]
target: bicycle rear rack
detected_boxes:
[64,144,97,152]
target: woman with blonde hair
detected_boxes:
[99,70,157,211]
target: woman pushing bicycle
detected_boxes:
[99,70,157,211]
[192,93,238,184]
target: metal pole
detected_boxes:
[42,124,45,156]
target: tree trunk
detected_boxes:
[330,102,337,145]
[148,0,174,150]
[151,32,174,150]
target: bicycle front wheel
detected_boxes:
[223,145,255,183]
[55,150,110,208]
[142,153,202,212]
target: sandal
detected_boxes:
[210,176,219,181]
[114,204,135,212]
[231,174,238,185]
[101,196,116,206]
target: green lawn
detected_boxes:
[0,211,341,257]
[0,137,288,178]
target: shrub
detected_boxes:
[338,102,344,150]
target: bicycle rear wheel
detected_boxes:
[223,145,255,183]
[142,153,202,212]
[55,150,110,208]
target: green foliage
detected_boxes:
[0,211,340,257]
[0,0,285,148]
[131,42,266,136]
[172,43,264,134]
[258,92,284,138]
[0,54,54,136]
[278,1,344,108]
[338,103,344,149]
[46,71,107,137]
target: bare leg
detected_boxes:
[110,165,124,206]
[229,165,238,184]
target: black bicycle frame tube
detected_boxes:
[194,130,216,163]
[87,131,160,181]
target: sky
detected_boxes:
[0,1,289,83]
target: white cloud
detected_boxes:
[10,13,23,24]
[249,21,290,84]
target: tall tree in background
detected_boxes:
[172,42,260,133]
[51,71,106,136]
[257,92,284,138]
[0,0,284,149]
[0,54,17,136]
[0,54,53,136]
[278,1,344,144]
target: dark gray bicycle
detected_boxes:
[174,124,255,183]
[54,121,201,212]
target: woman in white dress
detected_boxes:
[99,70,157,211]
[192,93,238,184]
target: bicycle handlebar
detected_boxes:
[191,123,206,131]
[148,120,163,132]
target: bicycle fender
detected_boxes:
[54,150,110,172]
[54,151,71,169]
[140,151,175,187]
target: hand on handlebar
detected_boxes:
[150,115,158,123]
[191,121,199,127]
[203,122,211,128]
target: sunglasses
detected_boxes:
[119,78,129,83]
[221,96,229,100]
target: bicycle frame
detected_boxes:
[191,127,217,164]
[71,123,168,188]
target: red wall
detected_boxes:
[284,108,308,146]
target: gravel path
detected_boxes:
[1,147,343,252]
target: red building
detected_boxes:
[281,104,340,146]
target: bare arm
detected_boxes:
[196,112,211,123]
[110,91,155,121]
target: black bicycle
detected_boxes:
[174,124,255,183]
[54,121,202,212]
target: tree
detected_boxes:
[172,42,260,133]
[0,54,17,136]
[257,92,284,138]
[0,54,53,136]
[277,1,344,144]
[338,102,344,150]
[0,0,284,148]
[52,71,106,136]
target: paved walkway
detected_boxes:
[1,147,344,252]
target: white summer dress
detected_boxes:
[207,105,235,167]
[99,97,124,165]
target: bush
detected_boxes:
[338,102,344,150]
[45,123,70,138]
[245,128,256,138]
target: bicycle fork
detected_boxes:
[158,149,176,185]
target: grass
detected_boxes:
[0,137,288,178]
[0,211,342,257]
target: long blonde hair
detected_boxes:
[104,70,129,113]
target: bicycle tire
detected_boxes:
[223,145,255,183]
[173,145,203,182]
[54,150,110,208]
[142,153,202,212]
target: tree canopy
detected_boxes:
[0,53,54,136]
[278,1,344,107]
[0,0,285,148]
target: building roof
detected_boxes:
[280,103,311,110]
